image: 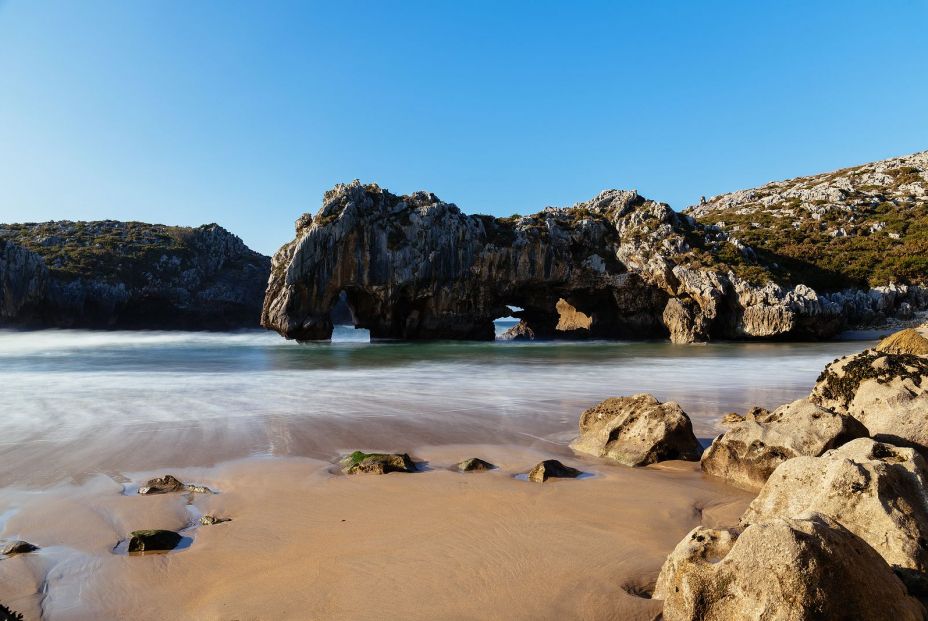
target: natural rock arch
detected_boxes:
[260,181,885,343]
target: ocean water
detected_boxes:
[0,325,875,486]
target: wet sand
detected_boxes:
[0,444,752,620]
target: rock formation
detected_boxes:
[569,394,702,466]
[264,154,928,344]
[811,344,928,454]
[700,398,866,490]
[0,221,270,329]
[741,438,928,593]
[653,513,925,620]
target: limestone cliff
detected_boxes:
[263,180,919,342]
[0,221,270,329]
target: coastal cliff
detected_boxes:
[0,221,270,330]
[262,159,926,343]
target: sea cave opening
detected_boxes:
[329,290,371,343]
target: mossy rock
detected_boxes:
[341,451,417,475]
[127,529,182,553]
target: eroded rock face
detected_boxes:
[0,221,270,329]
[262,181,917,343]
[0,240,47,320]
[812,347,928,453]
[742,438,928,593]
[700,398,867,490]
[569,394,702,467]
[653,513,925,620]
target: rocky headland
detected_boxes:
[262,151,927,343]
[0,220,270,330]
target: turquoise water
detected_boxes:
[0,326,875,486]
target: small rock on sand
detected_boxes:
[127,530,182,553]
[527,460,582,483]
[455,458,496,472]
[340,451,417,475]
[1,540,38,555]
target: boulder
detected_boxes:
[1,541,38,556]
[812,348,928,453]
[653,513,925,620]
[341,451,417,475]
[526,459,582,483]
[700,398,867,490]
[127,530,182,553]
[742,438,928,593]
[455,458,496,472]
[138,475,213,495]
[569,394,702,466]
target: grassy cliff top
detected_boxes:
[686,151,928,289]
[0,220,264,285]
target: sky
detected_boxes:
[1,1,926,256]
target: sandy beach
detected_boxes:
[0,444,752,620]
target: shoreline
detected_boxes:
[0,445,753,620]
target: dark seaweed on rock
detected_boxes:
[0,603,23,621]
[813,350,928,411]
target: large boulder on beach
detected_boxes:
[741,438,928,593]
[653,513,925,620]
[812,345,928,454]
[569,394,702,467]
[341,451,417,475]
[700,398,867,490]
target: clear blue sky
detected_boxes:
[1,1,926,255]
